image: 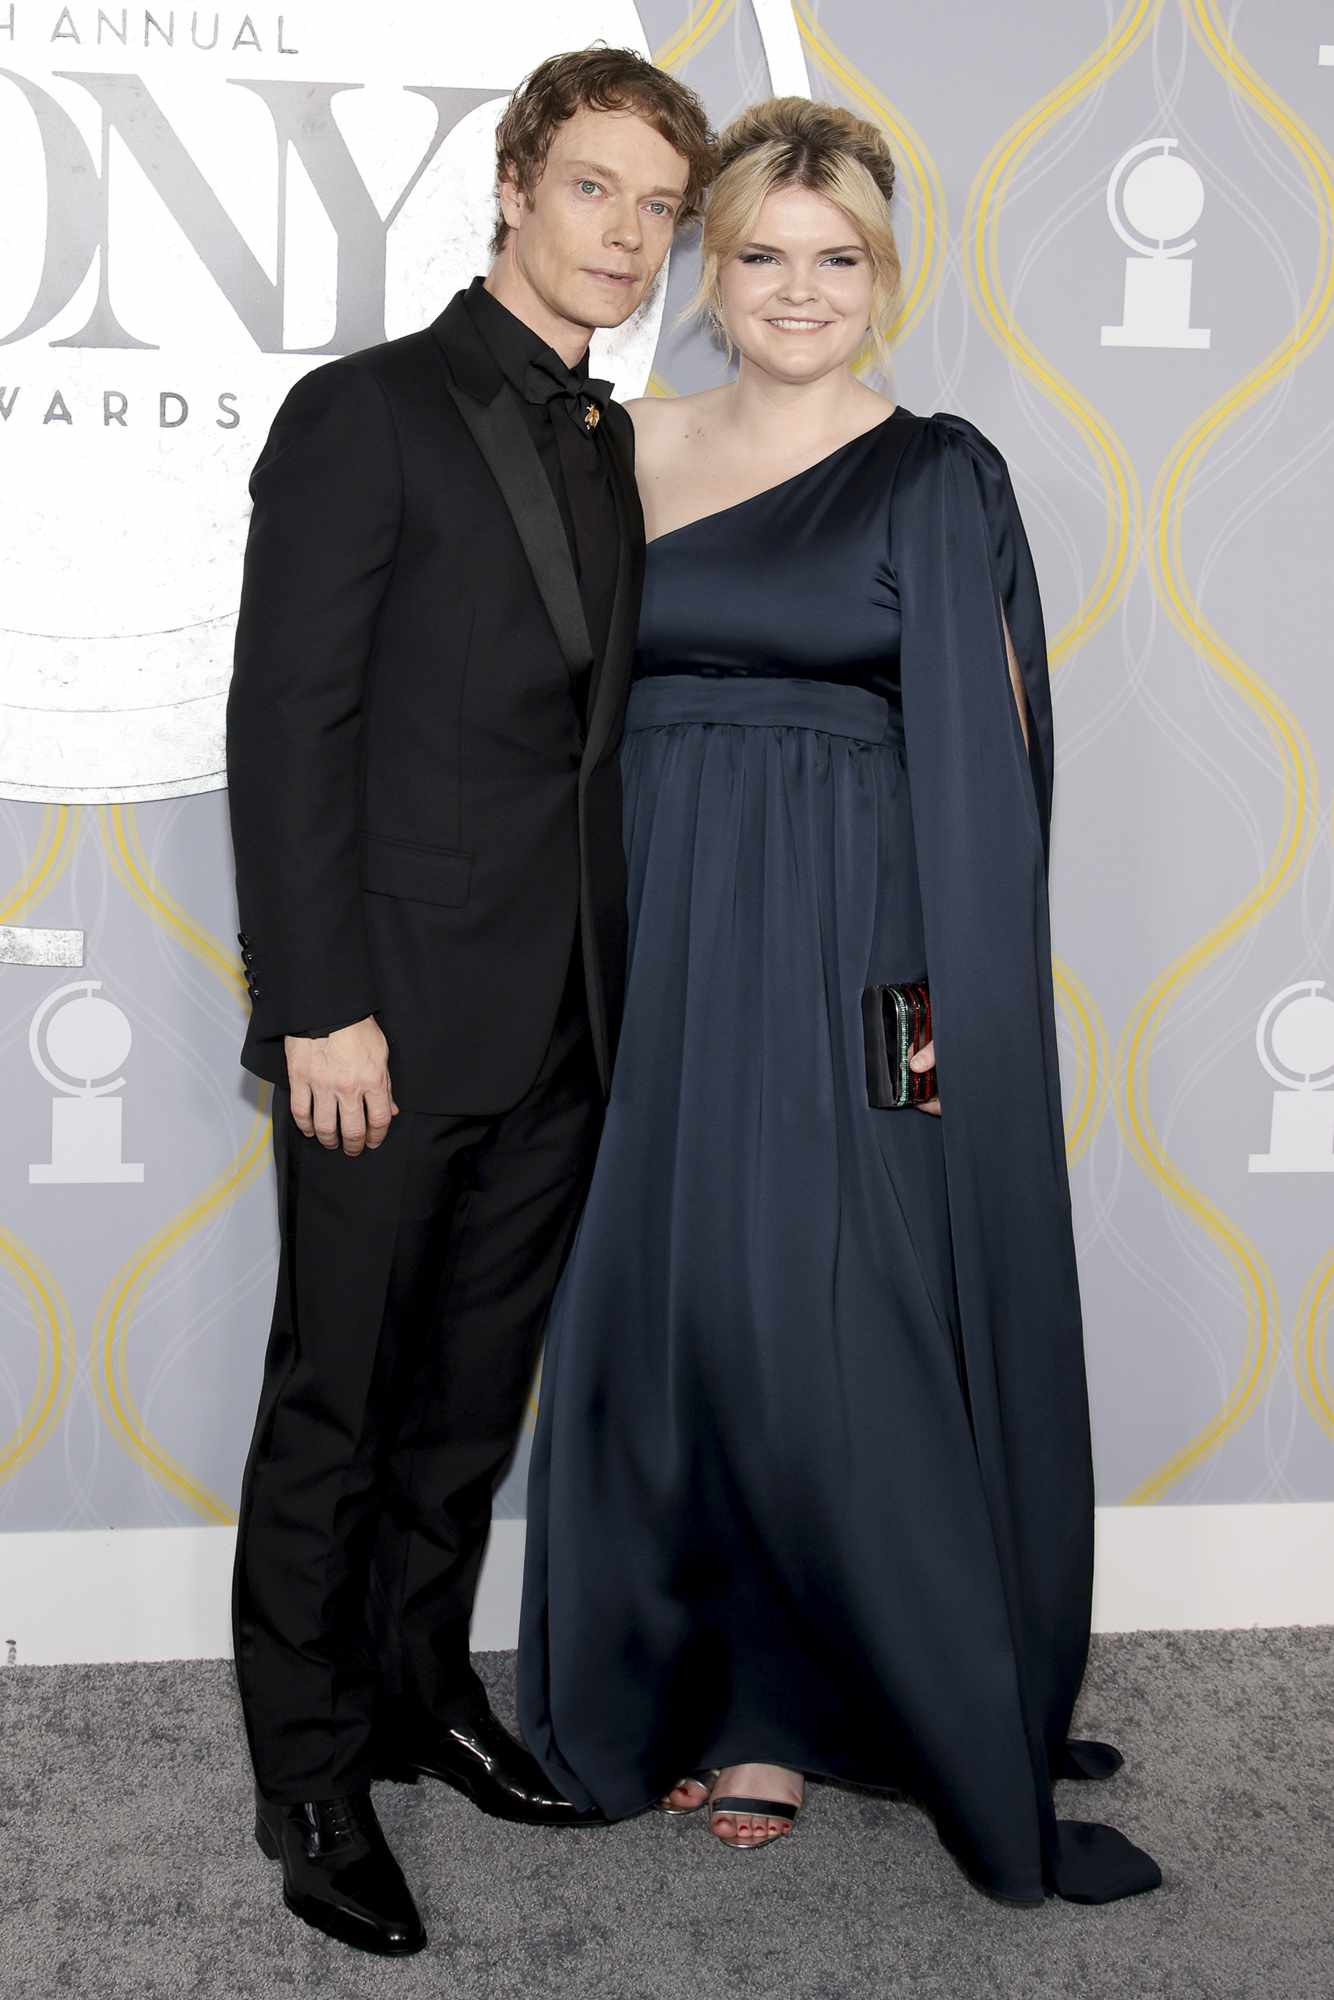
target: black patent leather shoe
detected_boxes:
[254,1789,426,1955]
[376,1699,605,1827]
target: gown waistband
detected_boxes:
[624,673,903,746]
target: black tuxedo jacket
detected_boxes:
[225,290,645,1114]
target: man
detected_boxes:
[225,46,716,1956]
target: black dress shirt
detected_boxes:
[460,275,619,677]
[295,278,621,1041]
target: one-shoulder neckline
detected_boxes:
[644,406,906,550]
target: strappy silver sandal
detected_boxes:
[707,1782,801,1850]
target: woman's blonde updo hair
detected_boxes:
[686,97,901,378]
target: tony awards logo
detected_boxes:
[1100,138,1211,350]
[28,978,144,1185]
[0,3,664,809]
[1248,981,1334,1175]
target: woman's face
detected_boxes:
[716,183,874,385]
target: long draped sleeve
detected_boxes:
[892,412,1160,1902]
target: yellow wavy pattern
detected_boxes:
[93,802,270,1519]
[655,0,735,72]
[1119,0,1333,1501]
[1295,797,1334,1441]
[793,0,946,355]
[99,805,246,1000]
[0,1229,75,1487]
[964,0,1152,669]
[962,6,1154,1205]
[1054,958,1110,1167]
[0,807,80,1483]
[0,803,80,925]
[1294,1251,1334,1443]
[90,1100,273,1524]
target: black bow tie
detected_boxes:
[523,348,614,440]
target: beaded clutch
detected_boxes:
[861,979,935,1109]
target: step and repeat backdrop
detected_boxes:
[1,2,1331,1572]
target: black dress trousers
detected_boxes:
[232,940,601,1802]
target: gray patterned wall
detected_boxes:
[1,1,1331,1553]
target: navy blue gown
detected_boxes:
[516,406,1162,1906]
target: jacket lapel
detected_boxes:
[431,295,594,706]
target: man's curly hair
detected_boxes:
[491,45,718,254]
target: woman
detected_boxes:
[516,97,1162,1906]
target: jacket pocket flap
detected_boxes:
[362,832,472,907]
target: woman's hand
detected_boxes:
[908,1041,940,1117]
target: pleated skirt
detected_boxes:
[518,673,1049,1901]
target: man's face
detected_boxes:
[499,105,690,334]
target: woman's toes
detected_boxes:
[708,1764,802,1846]
[661,1775,709,1810]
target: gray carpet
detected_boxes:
[2,1630,1331,2000]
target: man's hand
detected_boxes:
[284,1017,399,1156]
[909,1040,941,1117]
